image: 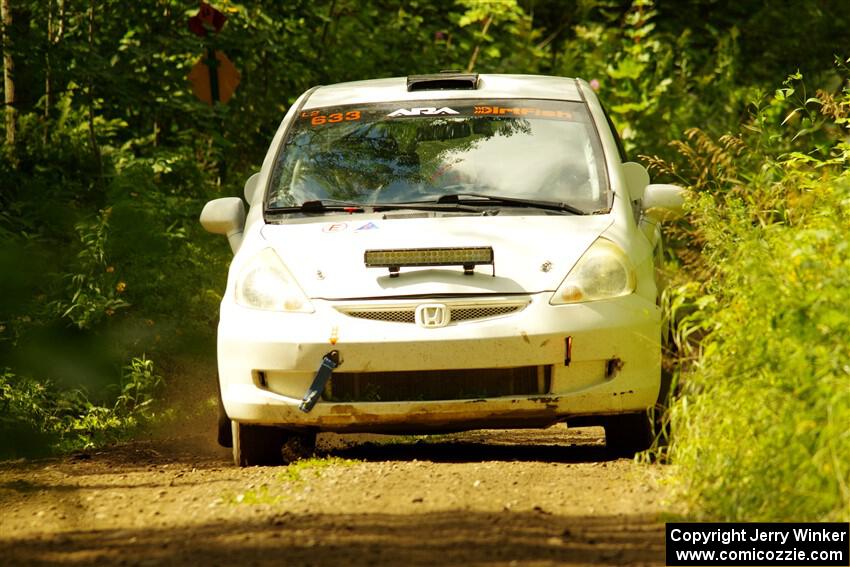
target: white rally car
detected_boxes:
[201,72,684,466]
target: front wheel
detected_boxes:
[232,422,287,466]
[232,422,317,467]
[216,384,232,448]
[603,413,653,457]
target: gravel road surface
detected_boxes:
[0,426,671,566]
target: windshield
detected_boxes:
[267,99,610,213]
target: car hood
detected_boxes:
[260,214,614,300]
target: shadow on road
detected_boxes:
[320,426,617,464]
[2,427,616,474]
[330,438,616,464]
[0,510,664,566]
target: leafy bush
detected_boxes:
[0,355,164,457]
[556,0,748,159]
[665,73,850,521]
[50,208,130,330]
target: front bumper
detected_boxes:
[217,293,661,433]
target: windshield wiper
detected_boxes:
[265,199,483,215]
[266,199,365,214]
[432,193,586,215]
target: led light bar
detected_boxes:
[364,247,495,277]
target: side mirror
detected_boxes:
[244,173,261,204]
[622,162,649,202]
[200,197,246,254]
[643,184,685,222]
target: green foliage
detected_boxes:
[229,485,287,506]
[0,355,164,457]
[226,457,359,504]
[557,0,747,158]
[278,456,360,484]
[50,208,130,329]
[453,0,544,72]
[665,72,850,521]
[115,355,163,417]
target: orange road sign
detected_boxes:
[188,50,240,105]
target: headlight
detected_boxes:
[550,238,636,304]
[235,248,314,312]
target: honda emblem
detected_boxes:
[415,304,449,328]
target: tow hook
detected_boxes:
[299,350,341,413]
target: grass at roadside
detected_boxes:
[278,456,361,484]
[663,73,850,522]
[225,457,361,506]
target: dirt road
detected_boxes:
[0,426,672,566]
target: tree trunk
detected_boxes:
[57,0,64,38]
[87,0,102,181]
[44,0,52,143]
[1,0,16,149]
[465,14,493,73]
[44,0,64,144]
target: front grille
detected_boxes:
[338,301,528,325]
[344,309,416,323]
[324,366,551,402]
[450,305,520,321]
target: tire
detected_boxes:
[603,412,653,457]
[216,382,233,448]
[232,423,317,467]
[281,431,317,464]
[651,367,675,451]
[232,422,287,467]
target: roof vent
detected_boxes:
[407,71,479,92]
